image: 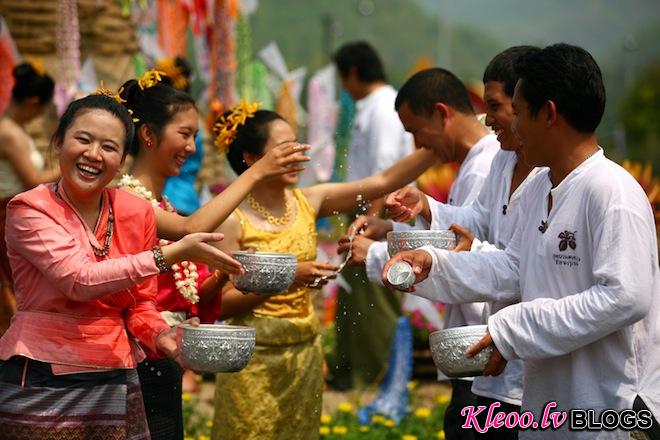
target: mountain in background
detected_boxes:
[248,0,660,158]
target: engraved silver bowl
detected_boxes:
[429,325,493,377]
[387,230,457,257]
[231,251,297,295]
[177,324,256,373]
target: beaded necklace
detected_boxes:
[53,180,113,258]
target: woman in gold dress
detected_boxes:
[211,104,435,440]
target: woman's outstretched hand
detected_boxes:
[252,142,311,179]
[161,232,243,275]
[294,261,339,288]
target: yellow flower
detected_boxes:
[138,69,166,90]
[359,426,370,432]
[212,101,260,153]
[338,402,354,413]
[205,420,213,428]
[436,393,451,405]
[184,437,194,440]
[332,425,348,435]
[437,431,446,439]
[402,435,418,440]
[197,436,210,440]
[181,392,192,402]
[320,414,332,424]
[24,56,46,76]
[384,419,396,428]
[319,426,330,436]
[407,380,418,391]
[414,407,432,419]
[371,415,385,424]
[155,57,189,91]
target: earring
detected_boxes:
[146,140,152,149]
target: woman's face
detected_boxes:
[55,109,125,202]
[262,118,299,186]
[153,106,198,177]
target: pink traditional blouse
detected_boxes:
[0,183,169,373]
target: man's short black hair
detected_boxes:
[483,46,540,97]
[395,67,474,116]
[514,43,606,133]
[333,41,386,83]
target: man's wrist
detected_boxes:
[421,196,432,222]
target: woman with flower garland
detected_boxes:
[0,93,230,439]
[117,72,309,440]
[211,104,435,440]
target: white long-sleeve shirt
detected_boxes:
[414,150,659,439]
[365,133,498,382]
[345,85,413,182]
[365,133,500,328]
[417,149,541,405]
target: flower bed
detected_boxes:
[319,389,450,439]
[183,382,451,439]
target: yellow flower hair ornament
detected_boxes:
[23,57,46,76]
[213,101,260,153]
[91,81,126,104]
[155,58,189,91]
[138,69,167,90]
[91,83,138,122]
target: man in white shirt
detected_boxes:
[338,67,498,440]
[330,42,414,390]
[369,46,541,440]
[382,44,660,440]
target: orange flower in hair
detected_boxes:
[138,69,167,90]
[155,58,189,91]
[213,101,260,153]
[24,57,46,76]
[91,81,126,104]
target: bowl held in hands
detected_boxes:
[231,251,297,295]
[429,325,493,378]
[177,324,256,373]
[387,230,457,257]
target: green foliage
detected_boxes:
[620,63,660,169]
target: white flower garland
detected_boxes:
[118,174,200,304]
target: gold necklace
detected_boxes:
[247,193,292,226]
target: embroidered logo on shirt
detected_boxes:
[558,231,576,251]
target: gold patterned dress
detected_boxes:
[213,189,323,440]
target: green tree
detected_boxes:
[620,62,660,169]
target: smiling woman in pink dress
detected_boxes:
[0,93,230,440]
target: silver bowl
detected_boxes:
[231,251,297,294]
[177,324,256,373]
[429,325,492,377]
[387,230,457,257]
